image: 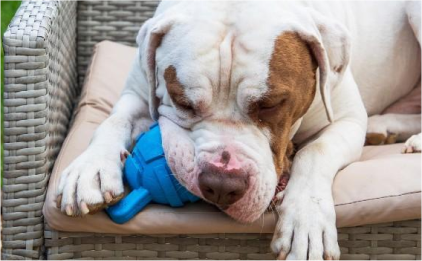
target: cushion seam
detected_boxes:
[335,191,421,206]
[82,43,100,124]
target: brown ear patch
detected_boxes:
[164,66,193,112]
[249,32,317,177]
[268,32,317,121]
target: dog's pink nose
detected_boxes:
[199,161,249,208]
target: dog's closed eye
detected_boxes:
[164,65,197,115]
[259,99,285,112]
[257,96,287,121]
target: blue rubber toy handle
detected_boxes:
[106,187,153,224]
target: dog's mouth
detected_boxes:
[271,174,290,205]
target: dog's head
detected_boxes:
[136,3,350,223]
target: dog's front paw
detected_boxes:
[402,133,421,153]
[271,184,340,260]
[56,147,128,216]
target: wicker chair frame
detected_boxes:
[2,1,421,260]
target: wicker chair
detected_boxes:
[2,1,421,260]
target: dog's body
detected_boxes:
[57,1,421,259]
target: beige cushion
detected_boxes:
[43,41,421,234]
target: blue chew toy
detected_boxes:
[106,123,200,224]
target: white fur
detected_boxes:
[403,133,422,153]
[56,63,153,215]
[57,1,420,260]
[367,114,421,142]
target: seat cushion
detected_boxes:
[43,41,421,234]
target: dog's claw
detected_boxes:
[277,251,287,260]
[80,201,90,215]
[104,191,113,204]
[65,205,74,216]
[324,254,334,260]
[56,195,62,209]
[120,150,130,163]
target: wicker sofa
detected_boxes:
[2,1,421,260]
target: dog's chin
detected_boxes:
[222,200,271,224]
[180,176,274,224]
[220,182,276,224]
[168,161,276,224]
[170,163,277,224]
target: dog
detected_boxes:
[56,1,421,259]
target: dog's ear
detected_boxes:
[300,11,351,123]
[136,15,185,121]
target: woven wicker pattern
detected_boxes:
[44,220,421,260]
[77,1,159,86]
[338,220,421,260]
[45,227,274,260]
[2,1,78,259]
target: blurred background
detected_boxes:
[2,1,21,184]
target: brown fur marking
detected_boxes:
[249,32,317,177]
[164,66,194,112]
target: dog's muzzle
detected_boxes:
[198,151,250,209]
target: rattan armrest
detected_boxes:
[2,1,78,259]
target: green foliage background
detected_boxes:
[2,1,22,185]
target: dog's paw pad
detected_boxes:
[366,132,397,145]
[385,133,398,144]
[87,202,108,214]
[366,133,387,145]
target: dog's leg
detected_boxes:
[406,1,421,45]
[271,69,367,260]
[56,60,153,216]
[366,113,421,145]
[365,2,422,150]
[367,78,421,145]
[400,3,421,154]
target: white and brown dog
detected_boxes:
[56,1,421,260]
